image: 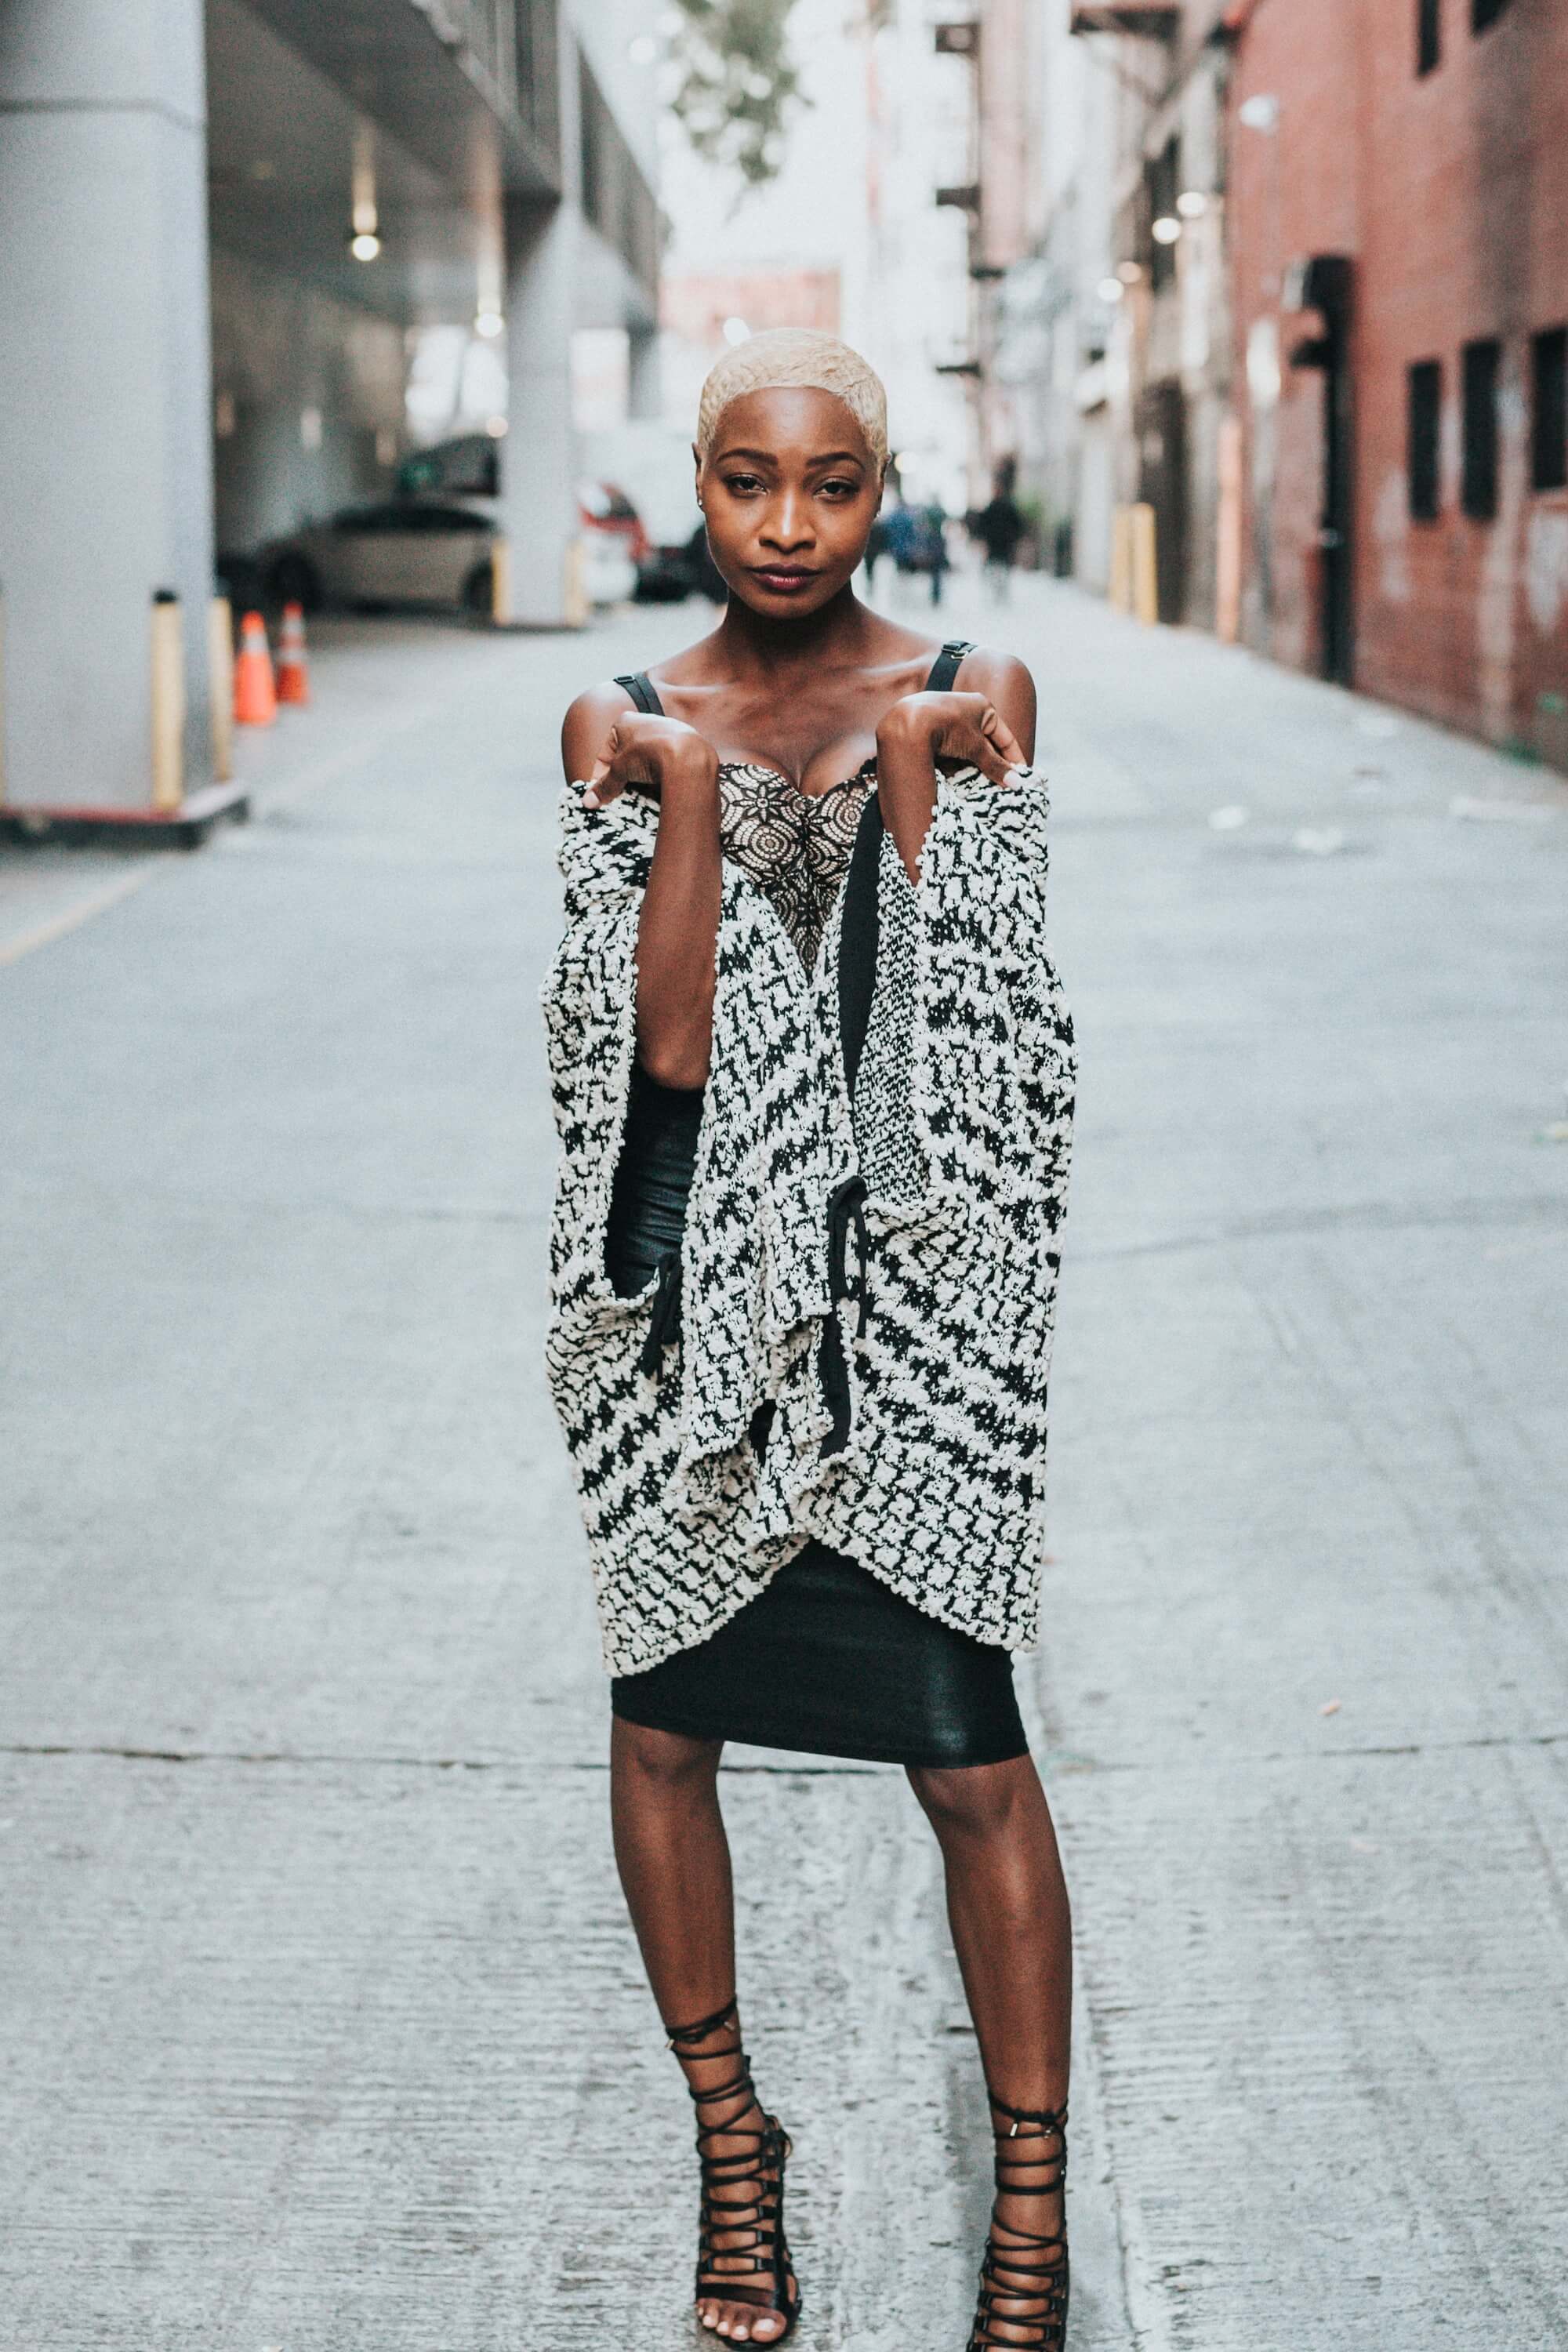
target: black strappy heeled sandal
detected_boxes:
[665,1997,802,2344]
[968,2092,1069,2350]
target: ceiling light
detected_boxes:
[475,309,505,339]
[1151,215,1181,245]
[1239,93,1279,131]
[1116,260,1143,284]
[722,315,752,346]
[485,415,508,438]
[1176,189,1207,218]
[350,230,381,261]
[1098,276,1125,303]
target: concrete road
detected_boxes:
[2,582,1566,2350]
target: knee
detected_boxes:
[907,1754,1035,1844]
[612,1714,722,1798]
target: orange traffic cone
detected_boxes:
[275,600,310,706]
[234,610,278,727]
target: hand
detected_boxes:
[876,691,1030,787]
[578,714,717,808]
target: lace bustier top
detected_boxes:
[717,760,876,968]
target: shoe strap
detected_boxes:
[971,2093,1069,2349]
[665,1997,796,2313]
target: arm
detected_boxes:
[561,684,722,1090]
[874,651,1037,882]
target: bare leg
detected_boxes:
[908,1753,1073,2345]
[610,1717,796,2343]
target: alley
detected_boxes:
[2,580,1566,2351]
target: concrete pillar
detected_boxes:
[0,0,215,811]
[501,194,582,627]
[628,325,662,423]
[499,25,583,628]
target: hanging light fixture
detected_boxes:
[350,118,380,260]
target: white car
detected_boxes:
[580,528,638,607]
[264,502,498,614]
[264,492,639,614]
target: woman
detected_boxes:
[546,330,1076,2350]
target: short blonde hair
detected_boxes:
[696,328,889,474]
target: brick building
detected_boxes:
[1229,0,1568,765]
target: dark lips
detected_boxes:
[751,567,817,591]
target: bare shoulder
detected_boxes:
[561,677,637,782]
[953,644,1034,701]
[953,644,1036,754]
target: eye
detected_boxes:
[722,471,764,495]
[818,477,862,500]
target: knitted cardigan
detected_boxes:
[542,770,1075,1677]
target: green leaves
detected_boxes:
[667,0,809,191]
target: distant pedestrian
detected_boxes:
[919,499,951,605]
[975,466,1027,603]
[553,328,1076,2352]
[862,511,889,591]
[884,498,920,575]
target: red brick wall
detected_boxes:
[1229,0,1568,764]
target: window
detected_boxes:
[1408,360,1442,519]
[1472,0,1512,27]
[1532,327,1568,491]
[1461,339,1501,519]
[1417,0,1441,71]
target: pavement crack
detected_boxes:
[1075,1190,1568,1262]
[0,1740,885,1777]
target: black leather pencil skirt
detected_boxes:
[605,1068,1029,1769]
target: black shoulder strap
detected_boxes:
[613,671,665,716]
[924,639,975,693]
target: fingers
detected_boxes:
[979,704,1029,779]
[581,722,629,808]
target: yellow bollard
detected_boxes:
[564,534,589,629]
[1215,413,1243,643]
[490,534,513,626]
[1130,502,1159,625]
[151,589,186,811]
[209,593,234,781]
[1109,506,1132,613]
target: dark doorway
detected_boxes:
[1136,379,1189,624]
[1289,255,1356,684]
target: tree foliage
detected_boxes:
[667,0,808,191]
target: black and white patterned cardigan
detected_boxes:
[542,769,1075,1677]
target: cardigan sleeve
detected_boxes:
[921,776,1070,1206]
[539,793,656,1313]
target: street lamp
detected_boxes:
[1152,215,1181,245]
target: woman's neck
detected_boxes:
[712,583,877,681]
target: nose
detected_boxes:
[760,492,813,555]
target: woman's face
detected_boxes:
[696,387,882,618]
